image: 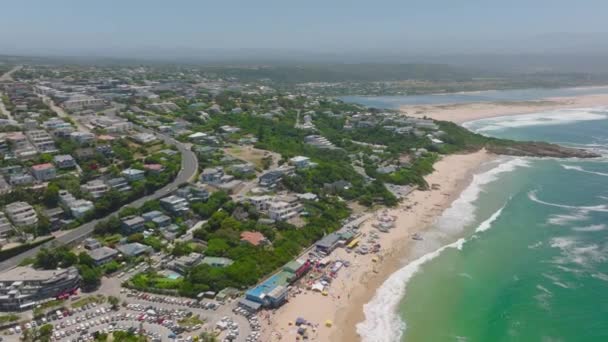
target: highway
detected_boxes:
[0,65,22,82]
[0,128,198,271]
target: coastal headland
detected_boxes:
[263,92,608,342]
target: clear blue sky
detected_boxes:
[2,0,608,57]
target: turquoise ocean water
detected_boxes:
[346,94,608,342]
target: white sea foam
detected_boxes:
[573,224,607,232]
[356,238,466,342]
[561,164,608,177]
[529,190,608,212]
[591,273,608,282]
[475,202,506,233]
[434,158,529,236]
[549,236,607,267]
[546,211,590,226]
[357,158,528,342]
[465,108,608,133]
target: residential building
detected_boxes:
[200,167,224,185]
[152,214,171,228]
[53,154,76,169]
[240,231,268,246]
[121,215,145,235]
[80,179,109,199]
[25,130,57,153]
[160,195,189,214]
[5,202,38,227]
[116,242,152,257]
[106,177,131,192]
[142,210,164,222]
[201,256,234,268]
[0,266,81,311]
[289,156,311,169]
[83,238,102,250]
[86,247,118,266]
[248,195,272,212]
[121,168,145,182]
[62,95,105,110]
[70,132,95,145]
[9,173,34,186]
[167,253,204,274]
[0,212,14,238]
[58,190,94,218]
[143,164,165,174]
[31,163,56,181]
[131,133,158,145]
[268,199,302,221]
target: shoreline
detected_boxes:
[400,93,608,124]
[260,150,494,342]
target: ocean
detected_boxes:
[340,86,608,108]
[347,95,608,341]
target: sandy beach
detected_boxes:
[260,150,494,342]
[401,93,608,123]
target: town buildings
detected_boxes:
[5,202,38,227]
[0,266,81,311]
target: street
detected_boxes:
[0,129,198,271]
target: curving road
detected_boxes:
[0,129,198,271]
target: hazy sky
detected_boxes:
[1,0,608,57]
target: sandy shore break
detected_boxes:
[400,93,608,123]
[260,150,493,342]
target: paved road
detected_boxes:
[0,65,22,82]
[0,129,198,271]
[0,92,13,120]
[40,95,91,132]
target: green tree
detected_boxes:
[108,295,120,310]
[42,183,60,207]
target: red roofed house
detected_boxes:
[240,231,268,246]
[96,135,116,142]
[144,164,165,174]
[31,163,56,181]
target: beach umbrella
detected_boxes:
[325,320,333,327]
[296,317,306,326]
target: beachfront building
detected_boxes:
[0,266,81,311]
[245,272,291,309]
[315,232,342,254]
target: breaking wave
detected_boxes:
[561,164,608,177]
[464,108,608,133]
[357,158,528,342]
[528,190,608,212]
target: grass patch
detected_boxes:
[0,314,20,324]
[71,294,106,308]
[33,299,65,317]
[178,314,205,327]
